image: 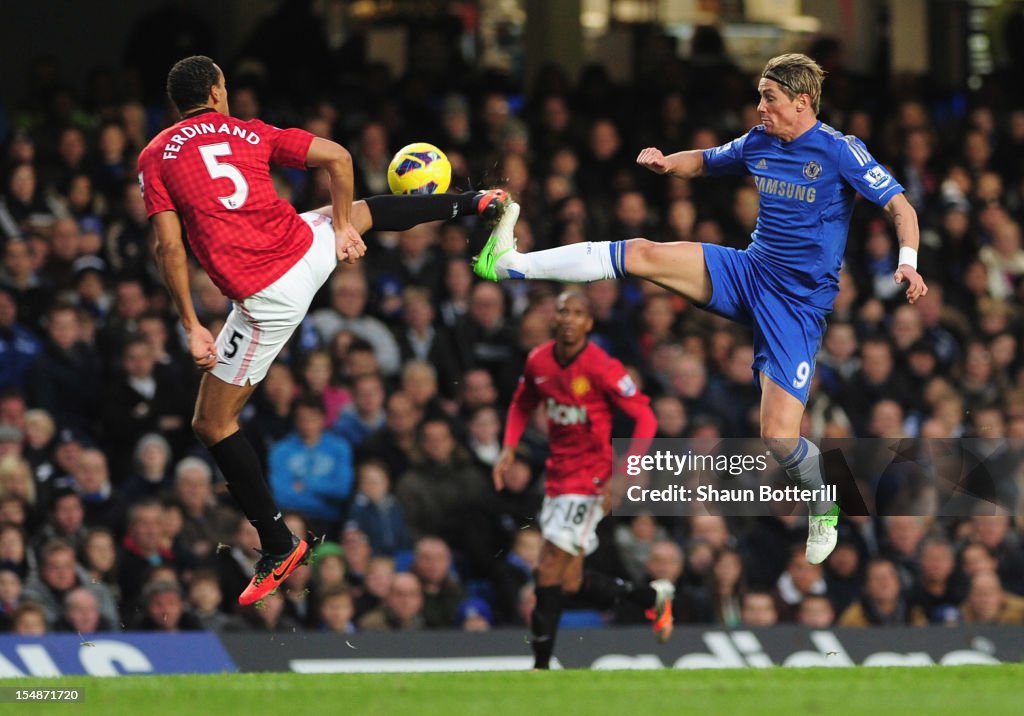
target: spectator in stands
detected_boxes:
[439,258,473,329]
[298,350,350,427]
[0,286,42,394]
[960,541,998,580]
[0,163,65,243]
[22,539,119,628]
[454,282,518,399]
[118,499,180,607]
[331,373,386,449]
[740,590,779,627]
[54,585,115,633]
[269,395,354,536]
[797,594,836,628]
[11,601,48,635]
[960,570,1024,625]
[79,527,119,603]
[340,527,372,588]
[26,303,100,433]
[358,390,422,480]
[837,558,926,627]
[0,565,23,629]
[400,360,446,420]
[465,405,502,472]
[71,448,127,535]
[238,590,300,633]
[0,240,48,330]
[969,515,1024,595]
[244,363,298,464]
[0,525,27,578]
[395,286,461,397]
[839,338,910,435]
[773,546,828,622]
[101,336,188,477]
[410,536,465,629]
[908,536,967,624]
[0,455,35,513]
[311,270,401,376]
[187,570,234,632]
[345,460,409,557]
[173,457,216,559]
[122,433,173,502]
[318,584,357,633]
[354,556,394,619]
[395,418,486,546]
[310,542,347,600]
[711,547,746,627]
[457,368,499,417]
[882,515,930,583]
[36,489,87,555]
[133,580,202,631]
[357,572,425,631]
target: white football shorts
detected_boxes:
[211,212,336,386]
[539,494,605,557]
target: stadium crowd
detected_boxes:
[2,12,1024,636]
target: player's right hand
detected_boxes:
[493,447,516,491]
[636,147,671,175]
[335,222,366,264]
[187,325,218,372]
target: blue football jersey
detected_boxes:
[702,121,904,311]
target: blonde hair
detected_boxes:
[0,455,35,506]
[762,53,826,113]
[23,409,55,446]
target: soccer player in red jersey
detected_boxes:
[495,290,674,669]
[139,56,506,605]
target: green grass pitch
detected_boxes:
[1,665,1022,715]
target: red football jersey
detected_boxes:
[138,110,316,299]
[508,341,655,497]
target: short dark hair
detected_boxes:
[294,394,326,414]
[166,56,220,112]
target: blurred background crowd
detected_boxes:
[1,0,1024,637]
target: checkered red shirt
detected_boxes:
[138,110,316,299]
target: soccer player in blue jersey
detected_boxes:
[473,53,928,564]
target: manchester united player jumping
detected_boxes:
[495,289,674,669]
[139,56,506,605]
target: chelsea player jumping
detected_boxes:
[473,53,928,564]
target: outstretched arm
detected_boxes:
[306,137,365,264]
[884,193,928,304]
[637,148,705,178]
[151,211,216,371]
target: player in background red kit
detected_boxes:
[140,56,507,606]
[495,290,674,669]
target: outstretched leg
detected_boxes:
[472,201,712,304]
[313,189,508,234]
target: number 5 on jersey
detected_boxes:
[199,142,249,210]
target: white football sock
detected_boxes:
[497,241,626,281]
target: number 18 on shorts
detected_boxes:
[539,494,604,557]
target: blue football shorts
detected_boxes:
[700,243,828,404]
